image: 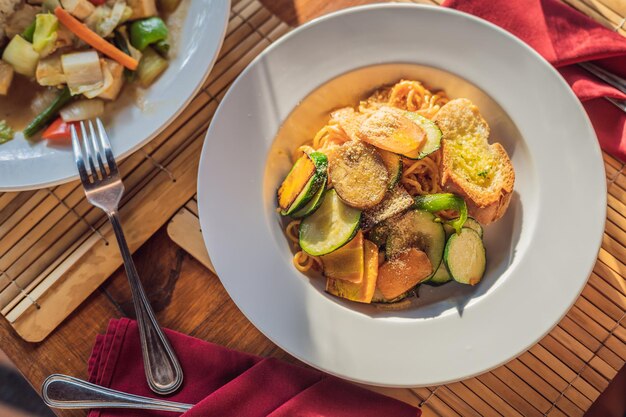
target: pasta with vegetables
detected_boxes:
[276,79,515,307]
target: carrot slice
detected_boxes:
[320,231,364,283]
[54,7,139,70]
[377,248,432,299]
[357,107,425,156]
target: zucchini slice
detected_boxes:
[329,141,389,209]
[463,217,483,238]
[378,149,402,189]
[372,288,409,304]
[290,177,327,219]
[403,112,442,160]
[299,189,362,256]
[278,152,328,216]
[386,210,445,277]
[444,228,486,285]
[426,263,453,286]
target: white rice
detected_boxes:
[0,0,21,40]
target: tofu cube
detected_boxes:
[61,0,95,20]
[98,59,125,101]
[127,0,157,19]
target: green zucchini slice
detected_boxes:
[403,112,442,160]
[299,189,362,256]
[371,288,409,303]
[463,217,483,238]
[378,149,402,189]
[426,263,453,286]
[290,178,327,219]
[385,210,445,277]
[279,152,328,216]
[444,228,486,285]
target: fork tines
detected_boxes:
[71,118,118,184]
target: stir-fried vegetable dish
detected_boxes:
[0,0,182,141]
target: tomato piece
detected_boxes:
[42,118,74,140]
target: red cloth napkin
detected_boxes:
[87,318,420,417]
[443,0,626,161]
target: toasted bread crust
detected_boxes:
[437,99,515,224]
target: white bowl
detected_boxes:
[0,0,230,191]
[198,4,606,386]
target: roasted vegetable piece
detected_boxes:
[299,189,361,256]
[130,17,168,50]
[321,231,364,283]
[290,177,326,219]
[385,210,445,277]
[413,193,468,234]
[329,141,389,209]
[136,47,168,87]
[362,185,413,229]
[2,35,40,77]
[402,112,442,159]
[378,149,402,189]
[278,152,327,216]
[444,228,486,285]
[23,86,72,138]
[33,14,59,56]
[357,106,425,157]
[0,121,15,144]
[377,248,432,300]
[326,239,379,303]
[0,61,14,95]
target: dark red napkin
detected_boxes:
[443,0,626,161]
[87,318,420,417]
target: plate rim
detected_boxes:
[197,3,607,387]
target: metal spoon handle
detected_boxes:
[42,374,193,413]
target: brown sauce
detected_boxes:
[0,75,41,130]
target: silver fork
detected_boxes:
[578,62,626,113]
[71,119,183,395]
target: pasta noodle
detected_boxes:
[285,80,449,273]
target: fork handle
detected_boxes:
[108,210,184,395]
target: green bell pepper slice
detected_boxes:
[130,17,169,51]
[413,193,468,234]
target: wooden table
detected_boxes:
[0,1,624,417]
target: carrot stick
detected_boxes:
[54,6,139,70]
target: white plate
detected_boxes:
[0,0,229,191]
[198,4,606,387]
